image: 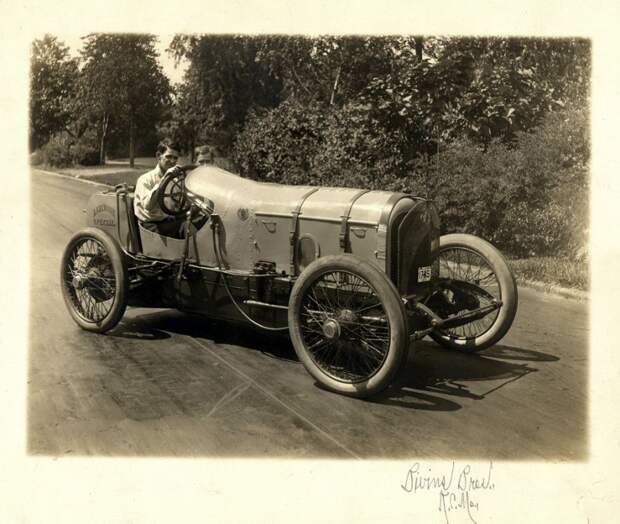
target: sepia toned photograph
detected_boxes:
[6,2,620,522]
[28,32,589,462]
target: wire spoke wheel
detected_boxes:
[429,234,518,352]
[299,270,391,383]
[63,238,116,321]
[289,255,408,398]
[436,246,501,340]
[60,228,128,333]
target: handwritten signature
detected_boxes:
[401,462,495,524]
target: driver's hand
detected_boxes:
[161,165,183,185]
[164,165,183,178]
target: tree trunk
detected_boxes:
[99,113,109,165]
[330,65,342,106]
[129,117,135,168]
[414,36,424,62]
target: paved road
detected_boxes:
[29,169,588,459]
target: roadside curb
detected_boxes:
[32,167,114,188]
[517,278,588,302]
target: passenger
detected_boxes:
[134,139,207,238]
[195,145,214,166]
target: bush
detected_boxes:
[427,102,588,257]
[233,99,327,185]
[233,99,420,190]
[39,132,75,167]
[313,104,418,191]
[30,150,44,166]
[71,128,101,166]
[38,132,101,167]
[72,142,100,166]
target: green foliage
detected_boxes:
[169,35,421,155]
[39,132,75,167]
[228,35,589,178]
[168,35,283,152]
[233,99,325,184]
[361,37,590,148]
[37,131,100,167]
[30,35,79,150]
[234,99,411,188]
[254,36,404,105]
[30,150,44,166]
[71,141,100,166]
[78,33,172,164]
[427,101,589,257]
[509,256,588,290]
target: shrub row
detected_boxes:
[233,100,414,189]
[233,99,588,258]
[427,104,588,257]
[33,132,100,168]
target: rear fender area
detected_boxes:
[86,186,141,254]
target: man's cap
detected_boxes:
[196,153,210,163]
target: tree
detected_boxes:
[253,35,418,107]
[30,35,79,150]
[170,34,589,178]
[361,36,590,149]
[157,80,208,160]
[79,34,171,165]
[169,35,283,152]
[168,34,420,154]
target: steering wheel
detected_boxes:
[158,168,191,216]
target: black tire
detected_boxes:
[429,233,518,352]
[60,227,128,333]
[288,254,409,398]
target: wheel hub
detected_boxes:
[321,309,359,340]
[73,266,114,302]
[322,319,341,340]
[72,274,86,289]
[337,308,357,323]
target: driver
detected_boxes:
[134,139,195,238]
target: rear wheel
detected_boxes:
[60,228,128,333]
[288,255,409,398]
[429,233,517,352]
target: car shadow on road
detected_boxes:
[109,320,172,341]
[375,341,560,409]
[122,310,297,362]
[121,310,560,413]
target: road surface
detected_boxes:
[28,169,588,459]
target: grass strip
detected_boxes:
[508,256,588,291]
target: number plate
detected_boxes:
[417,266,432,282]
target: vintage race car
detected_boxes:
[60,165,518,398]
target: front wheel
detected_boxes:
[288,254,409,398]
[429,234,518,352]
[60,228,128,333]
